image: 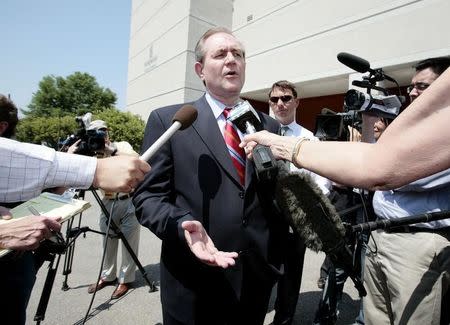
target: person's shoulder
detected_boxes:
[152,103,185,116]
[151,97,203,119]
[257,111,278,129]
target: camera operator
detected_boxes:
[268,80,332,325]
[69,120,141,299]
[363,57,450,325]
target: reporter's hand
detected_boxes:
[67,139,81,154]
[0,206,12,220]
[240,130,298,162]
[0,215,62,251]
[182,220,238,268]
[93,155,151,192]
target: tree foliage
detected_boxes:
[16,109,146,152]
[24,72,117,117]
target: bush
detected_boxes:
[16,109,146,152]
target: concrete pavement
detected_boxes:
[26,192,360,324]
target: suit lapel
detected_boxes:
[191,96,243,187]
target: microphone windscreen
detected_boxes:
[337,52,370,73]
[275,172,346,253]
[172,105,198,130]
[275,171,367,296]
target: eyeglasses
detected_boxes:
[406,82,430,94]
[269,95,293,104]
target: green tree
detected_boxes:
[24,72,117,117]
[16,109,146,152]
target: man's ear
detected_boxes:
[194,62,204,80]
[0,121,9,136]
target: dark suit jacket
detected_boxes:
[133,95,287,322]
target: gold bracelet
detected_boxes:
[291,137,310,167]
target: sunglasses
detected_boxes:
[406,82,430,94]
[269,95,294,103]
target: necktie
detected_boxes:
[223,108,246,186]
[281,125,290,136]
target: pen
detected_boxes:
[28,206,41,216]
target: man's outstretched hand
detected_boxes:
[182,220,238,268]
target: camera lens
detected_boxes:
[345,89,366,110]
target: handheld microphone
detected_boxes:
[140,105,198,161]
[337,52,370,73]
[227,100,278,182]
[275,172,367,296]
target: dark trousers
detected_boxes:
[0,252,38,325]
[274,232,306,325]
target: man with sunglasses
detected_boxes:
[269,80,331,325]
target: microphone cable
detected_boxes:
[82,194,118,324]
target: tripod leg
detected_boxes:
[33,254,61,324]
[91,190,157,292]
[61,213,83,291]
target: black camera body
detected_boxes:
[344,88,403,120]
[314,52,404,141]
[314,109,361,141]
[61,113,106,156]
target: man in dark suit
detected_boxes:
[133,27,287,325]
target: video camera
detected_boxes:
[60,112,106,156]
[314,52,404,141]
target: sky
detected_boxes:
[1,0,132,113]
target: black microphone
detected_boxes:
[351,80,372,88]
[228,100,278,182]
[337,52,370,73]
[140,105,198,161]
[275,171,367,296]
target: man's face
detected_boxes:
[409,67,439,102]
[373,117,388,141]
[269,87,299,125]
[194,32,245,105]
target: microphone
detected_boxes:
[227,100,278,182]
[337,52,370,73]
[338,52,398,85]
[275,171,367,296]
[140,105,198,161]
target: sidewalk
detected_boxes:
[26,192,360,324]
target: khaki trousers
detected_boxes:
[364,229,450,325]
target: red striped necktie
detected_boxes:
[223,108,246,186]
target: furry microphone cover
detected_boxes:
[275,167,346,253]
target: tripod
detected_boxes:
[33,189,157,324]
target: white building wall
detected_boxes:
[127,0,450,119]
[237,0,450,99]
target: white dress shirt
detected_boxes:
[280,122,332,195]
[205,92,244,138]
